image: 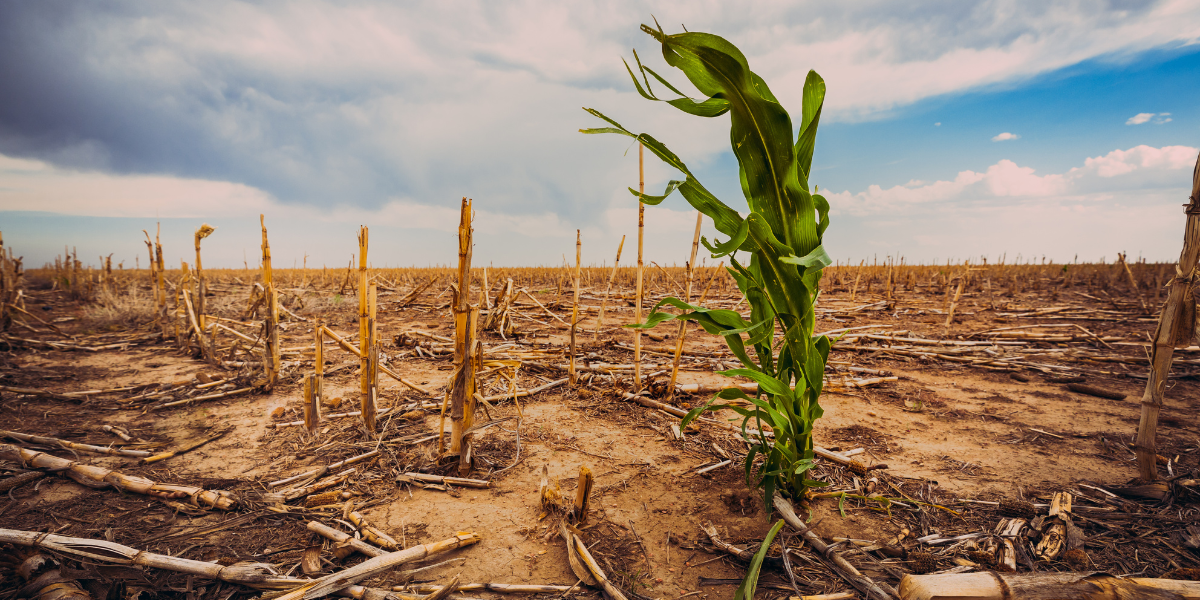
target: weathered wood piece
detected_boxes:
[1067,383,1127,401]
[275,532,482,600]
[307,521,386,558]
[346,509,398,551]
[406,582,576,594]
[573,465,592,524]
[899,571,1200,600]
[0,444,235,509]
[0,470,44,492]
[399,472,490,489]
[558,520,598,588]
[14,551,92,600]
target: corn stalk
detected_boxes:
[583,22,831,510]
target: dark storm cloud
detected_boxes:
[0,0,1195,222]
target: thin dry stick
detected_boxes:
[944,266,967,331]
[570,230,581,385]
[1135,151,1200,481]
[1,430,151,458]
[596,235,625,338]
[668,212,704,397]
[635,142,645,392]
[773,492,896,600]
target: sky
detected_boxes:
[1,1,1199,270]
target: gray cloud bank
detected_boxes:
[1,1,1198,268]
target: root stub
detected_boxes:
[1065,383,1127,400]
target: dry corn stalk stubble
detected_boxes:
[1134,150,1200,482]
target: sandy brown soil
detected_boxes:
[2,273,1199,599]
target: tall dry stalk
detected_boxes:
[142,231,158,325]
[668,212,704,397]
[595,235,625,337]
[260,215,280,390]
[305,319,324,433]
[193,224,215,331]
[154,225,167,333]
[447,198,477,466]
[570,230,582,385]
[357,227,376,433]
[1134,151,1200,481]
[634,142,645,392]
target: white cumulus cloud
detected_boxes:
[820,144,1199,262]
[827,144,1197,217]
[992,132,1020,142]
[1127,112,1173,125]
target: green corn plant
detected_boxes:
[582,22,832,511]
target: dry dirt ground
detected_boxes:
[2,277,1199,599]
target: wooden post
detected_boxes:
[449,199,476,461]
[1134,151,1200,481]
[635,143,645,392]
[596,235,625,337]
[570,230,581,386]
[668,212,704,398]
[357,227,375,433]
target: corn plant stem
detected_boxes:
[668,212,704,397]
[152,387,256,410]
[279,533,482,600]
[1,430,151,458]
[635,142,645,392]
[155,226,167,335]
[260,215,279,389]
[180,288,209,363]
[1135,151,1200,481]
[596,236,625,338]
[306,521,386,558]
[357,226,374,433]
[309,319,324,432]
[517,288,569,325]
[4,302,68,338]
[570,230,581,385]
[449,198,475,456]
[0,444,236,509]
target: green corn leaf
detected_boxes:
[718,368,792,400]
[644,28,818,255]
[701,219,748,258]
[628,180,683,205]
[584,21,832,526]
[734,518,781,600]
[779,244,832,271]
[794,70,826,186]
